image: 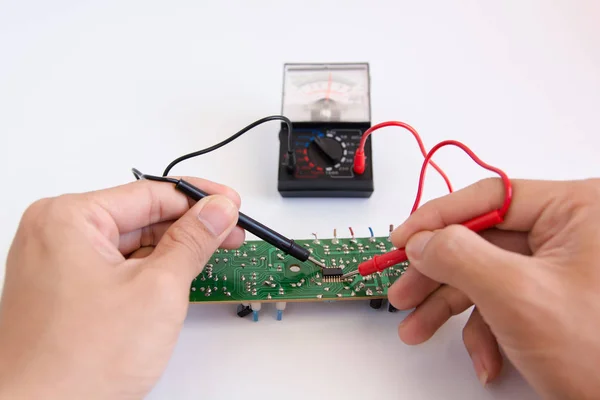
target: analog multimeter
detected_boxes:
[277,63,374,198]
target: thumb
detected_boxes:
[405,225,530,310]
[150,195,239,282]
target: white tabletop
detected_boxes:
[1,1,599,399]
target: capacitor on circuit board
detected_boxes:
[275,302,286,321]
[250,302,261,322]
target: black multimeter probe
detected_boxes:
[132,169,325,269]
[130,115,325,269]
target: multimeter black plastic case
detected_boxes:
[277,122,374,198]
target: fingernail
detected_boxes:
[197,196,237,236]
[472,353,488,387]
[405,231,434,261]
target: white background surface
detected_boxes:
[1,1,599,399]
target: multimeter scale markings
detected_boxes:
[294,129,361,179]
[277,62,374,198]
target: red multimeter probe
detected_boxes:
[342,121,512,279]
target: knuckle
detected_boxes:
[46,194,83,224]
[433,287,471,321]
[428,225,466,260]
[544,180,600,226]
[573,179,600,205]
[20,196,81,237]
[146,268,182,294]
[432,292,454,322]
[474,177,505,208]
[143,180,165,225]
[21,198,53,226]
[223,187,242,207]
[400,200,446,238]
[140,224,156,247]
[414,197,440,217]
[163,222,210,265]
[138,268,187,311]
[474,177,502,191]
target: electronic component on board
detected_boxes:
[189,228,410,321]
[237,304,252,318]
[322,268,344,278]
[369,299,383,309]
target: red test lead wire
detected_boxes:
[353,121,454,193]
[344,128,513,279]
[411,139,512,215]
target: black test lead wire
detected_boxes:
[132,169,325,269]
[161,115,295,177]
[131,116,325,269]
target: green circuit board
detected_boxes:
[189,236,408,303]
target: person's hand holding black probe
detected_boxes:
[0,178,244,399]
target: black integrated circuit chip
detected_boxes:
[322,267,344,277]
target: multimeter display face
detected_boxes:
[282,63,370,123]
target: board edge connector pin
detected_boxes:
[349,227,357,244]
[388,224,394,242]
[312,232,320,244]
[369,227,376,243]
[275,302,286,321]
[332,228,339,245]
[251,302,261,322]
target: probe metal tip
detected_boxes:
[341,270,359,279]
[308,256,326,269]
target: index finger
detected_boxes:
[83,176,241,235]
[391,178,571,247]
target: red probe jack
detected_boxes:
[353,148,367,175]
